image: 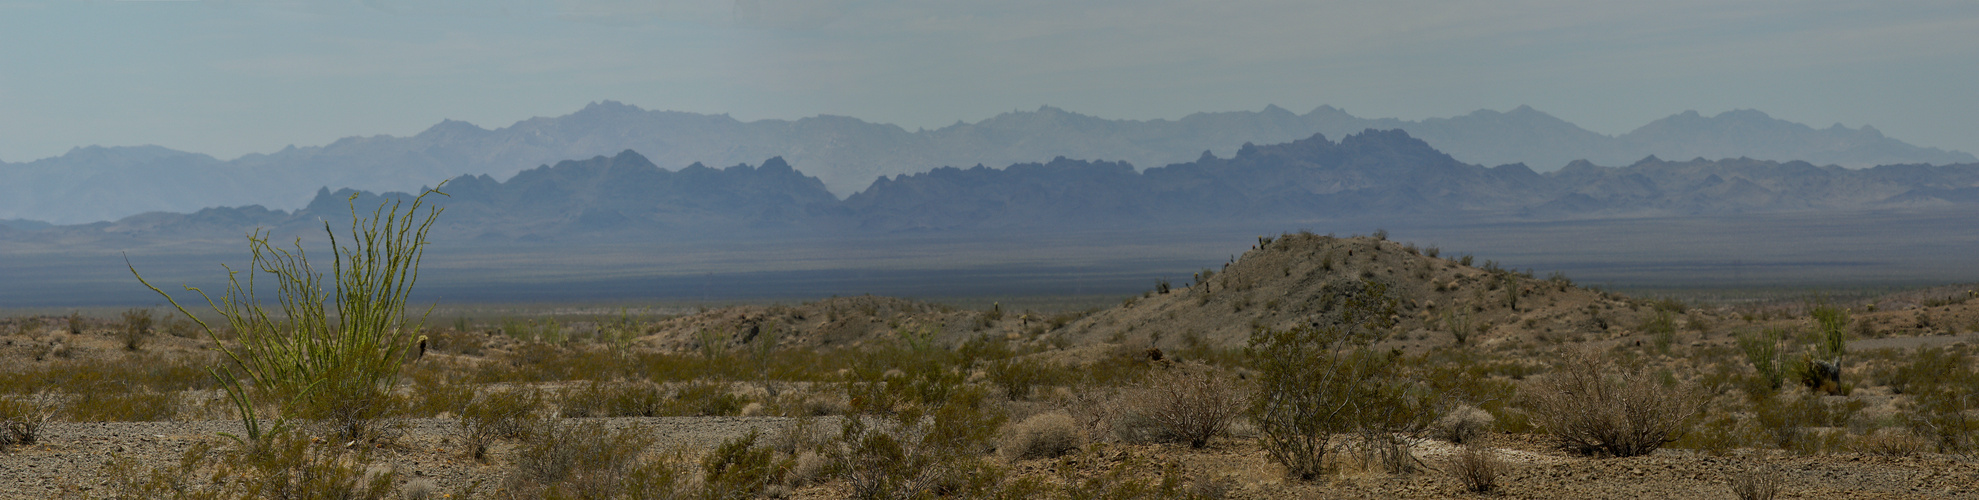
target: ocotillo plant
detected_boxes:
[134,184,446,442]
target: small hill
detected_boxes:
[1054,232,1672,355]
[633,233,1696,358]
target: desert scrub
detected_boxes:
[986,356,1061,401]
[1737,328,1787,391]
[1751,391,1865,454]
[455,386,545,461]
[105,428,397,500]
[0,354,214,395]
[1891,347,1979,452]
[67,390,181,422]
[1446,445,1505,493]
[1797,301,1851,394]
[700,429,791,500]
[1642,310,1677,354]
[1247,278,1439,480]
[1729,468,1783,500]
[133,185,446,442]
[1116,362,1248,448]
[500,419,686,499]
[0,393,58,450]
[1000,411,1083,460]
[1522,350,1700,457]
[832,375,1006,499]
[119,308,153,351]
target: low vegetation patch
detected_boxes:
[1523,350,1700,457]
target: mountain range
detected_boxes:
[9,129,1976,248]
[2,102,1969,225]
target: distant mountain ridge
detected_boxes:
[1,102,1969,224]
[11,129,1977,249]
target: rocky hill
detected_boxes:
[623,234,1680,356]
[627,232,1979,359]
[1056,233,1661,353]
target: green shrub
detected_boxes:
[700,429,790,500]
[672,381,749,416]
[456,386,544,461]
[0,353,214,394]
[504,419,683,499]
[402,368,474,418]
[1752,392,1864,454]
[831,383,1004,499]
[1441,310,1474,346]
[119,309,153,351]
[1892,347,1979,452]
[1643,311,1677,354]
[105,428,397,500]
[558,380,667,418]
[987,357,1058,401]
[1029,444,1196,499]
[999,411,1082,461]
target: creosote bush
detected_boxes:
[119,308,153,351]
[999,411,1082,461]
[701,429,791,500]
[0,393,58,450]
[1248,278,1440,480]
[1118,362,1248,448]
[455,386,544,461]
[1523,350,1699,457]
[1435,405,1494,445]
[831,385,1005,498]
[1729,469,1782,500]
[503,419,684,499]
[1891,346,1979,452]
[1446,445,1504,494]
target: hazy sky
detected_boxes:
[3,0,1975,162]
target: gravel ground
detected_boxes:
[10,415,1979,498]
[0,416,802,499]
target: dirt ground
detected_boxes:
[6,417,1979,499]
[7,234,1979,498]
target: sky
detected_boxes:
[2,0,1976,163]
